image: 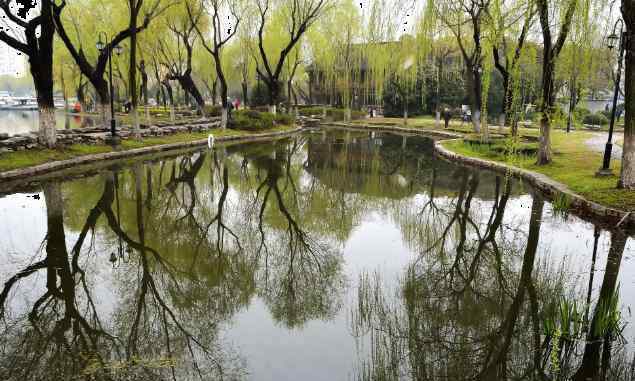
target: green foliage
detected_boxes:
[228,110,294,131]
[382,73,425,117]
[583,113,609,126]
[297,107,326,116]
[574,107,591,121]
[250,82,275,106]
[203,105,223,116]
[326,108,366,121]
[551,193,572,219]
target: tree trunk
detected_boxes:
[537,56,556,165]
[175,74,206,116]
[467,69,482,133]
[619,1,635,188]
[573,229,627,381]
[268,81,280,115]
[129,7,140,139]
[241,81,248,108]
[33,69,56,148]
[212,79,218,105]
[221,107,228,129]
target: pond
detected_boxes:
[0,110,102,136]
[0,129,634,380]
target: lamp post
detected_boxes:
[96,32,124,145]
[597,19,625,176]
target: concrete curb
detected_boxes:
[320,122,463,140]
[0,127,303,182]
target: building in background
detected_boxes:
[0,44,26,78]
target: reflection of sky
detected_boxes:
[0,191,120,321]
[226,217,414,381]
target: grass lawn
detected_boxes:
[441,130,635,211]
[0,125,295,173]
[352,116,542,138]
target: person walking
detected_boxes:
[443,107,452,129]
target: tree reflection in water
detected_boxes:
[0,139,346,379]
[0,130,632,380]
[352,167,632,380]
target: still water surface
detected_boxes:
[0,110,101,135]
[0,129,634,380]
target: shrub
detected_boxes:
[274,113,294,125]
[583,113,609,126]
[327,108,366,121]
[203,105,222,116]
[228,110,294,131]
[251,105,271,113]
[298,107,326,117]
[573,107,591,121]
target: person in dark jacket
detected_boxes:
[442,107,452,129]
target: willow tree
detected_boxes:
[128,0,164,138]
[360,0,413,112]
[189,0,241,129]
[619,0,635,188]
[0,0,61,147]
[255,0,332,114]
[53,0,158,127]
[491,0,536,136]
[309,0,362,120]
[224,16,256,106]
[155,0,208,114]
[390,35,419,125]
[555,0,597,133]
[436,0,492,133]
[53,41,81,118]
[535,0,577,165]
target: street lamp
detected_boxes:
[96,32,123,145]
[597,19,625,176]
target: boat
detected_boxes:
[0,97,38,111]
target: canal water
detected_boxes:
[0,110,101,136]
[0,129,633,380]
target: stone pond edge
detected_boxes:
[0,127,303,182]
[2,120,631,227]
[322,122,634,227]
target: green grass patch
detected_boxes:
[0,125,295,173]
[442,130,635,211]
[0,144,113,172]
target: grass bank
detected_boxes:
[0,125,294,173]
[441,131,634,211]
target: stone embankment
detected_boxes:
[0,118,222,152]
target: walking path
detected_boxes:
[585,132,622,159]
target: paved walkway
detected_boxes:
[585,132,622,159]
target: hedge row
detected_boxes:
[228,110,294,131]
[297,107,366,121]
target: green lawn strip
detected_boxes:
[0,125,294,173]
[441,130,635,211]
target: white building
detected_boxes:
[0,44,27,78]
